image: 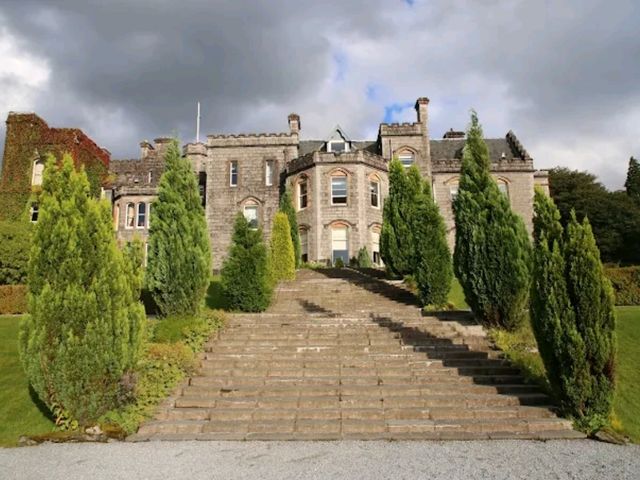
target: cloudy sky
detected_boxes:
[0,0,638,188]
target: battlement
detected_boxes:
[207,131,298,148]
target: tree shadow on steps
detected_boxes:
[314,268,419,308]
[298,299,337,316]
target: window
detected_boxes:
[328,141,346,153]
[244,204,258,229]
[30,204,39,223]
[198,172,207,207]
[265,160,274,186]
[450,185,459,202]
[144,242,149,267]
[398,152,414,168]
[136,203,146,228]
[113,203,120,230]
[331,226,349,265]
[126,203,135,229]
[32,159,45,186]
[298,179,308,210]
[331,176,347,205]
[498,182,509,198]
[370,180,380,208]
[147,203,151,228]
[372,231,381,265]
[300,229,308,263]
[230,161,238,186]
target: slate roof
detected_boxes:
[298,140,378,156]
[430,131,531,162]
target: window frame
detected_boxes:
[31,159,45,186]
[125,203,136,229]
[265,160,274,187]
[243,203,259,229]
[398,152,415,168]
[298,178,308,211]
[136,202,147,229]
[30,204,39,223]
[230,161,238,187]
[370,180,380,208]
[330,175,348,206]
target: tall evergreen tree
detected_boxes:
[279,189,301,267]
[380,160,420,276]
[412,179,453,307]
[20,155,144,425]
[146,139,211,317]
[221,213,272,312]
[269,212,296,283]
[531,190,617,432]
[625,156,640,204]
[453,111,531,330]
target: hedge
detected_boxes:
[0,285,28,314]
[604,266,640,305]
[0,221,31,285]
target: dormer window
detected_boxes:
[328,141,347,153]
[325,126,351,153]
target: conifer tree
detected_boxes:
[381,159,419,276]
[625,156,640,204]
[531,190,617,432]
[221,213,272,312]
[279,189,301,268]
[269,212,296,283]
[453,111,531,330]
[412,179,453,307]
[146,139,211,317]
[357,246,372,268]
[20,155,144,425]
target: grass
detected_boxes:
[613,306,640,442]
[448,277,469,310]
[0,315,54,447]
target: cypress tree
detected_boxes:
[531,190,617,432]
[381,160,419,276]
[279,189,301,268]
[20,155,144,425]
[146,139,211,317]
[269,212,296,283]
[221,213,272,312]
[357,247,372,268]
[625,156,640,204]
[453,111,531,330]
[412,179,453,307]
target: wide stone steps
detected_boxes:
[130,268,583,441]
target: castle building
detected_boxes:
[1,97,549,270]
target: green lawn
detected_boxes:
[448,277,469,310]
[613,306,640,442]
[0,315,54,447]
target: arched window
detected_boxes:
[397,150,414,168]
[32,159,45,186]
[330,171,348,205]
[136,203,146,228]
[297,176,308,210]
[331,225,349,265]
[125,203,135,229]
[497,180,509,198]
[243,200,259,229]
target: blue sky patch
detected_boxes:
[383,102,414,123]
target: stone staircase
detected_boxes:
[130,268,583,441]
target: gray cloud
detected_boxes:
[0,0,638,188]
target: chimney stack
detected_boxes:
[288,113,300,134]
[415,97,429,125]
[139,140,154,159]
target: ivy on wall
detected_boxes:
[0,113,110,221]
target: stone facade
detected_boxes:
[0,98,549,271]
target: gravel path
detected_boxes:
[1,440,639,479]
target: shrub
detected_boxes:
[412,180,453,307]
[604,266,640,305]
[453,111,531,330]
[0,285,28,314]
[334,257,345,268]
[531,190,616,433]
[269,212,296,283]
[0,221,31,285]
[279,189,301,268]
[221,213,272,312]
[356,247,372,268]
[146,139,211,317]
[20,155,145,426]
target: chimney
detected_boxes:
[288,113,300,134]
[154,137,172,158]
[140,140,154,159]
[443,128,465,140]
[415,97,429,125]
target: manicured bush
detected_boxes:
[146,139,211,317]
[20,154,145,426]
[334,257,345,268]
[605,266,640,305]
[0,221,31,285]
[412,180,453,307]
[0,285,27,314]
[221,213,272,312]
[531,190,616,433]
[357,247,372,268]
[279,189,301,268]
[453,111,531,330]
[269,212,296,283]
